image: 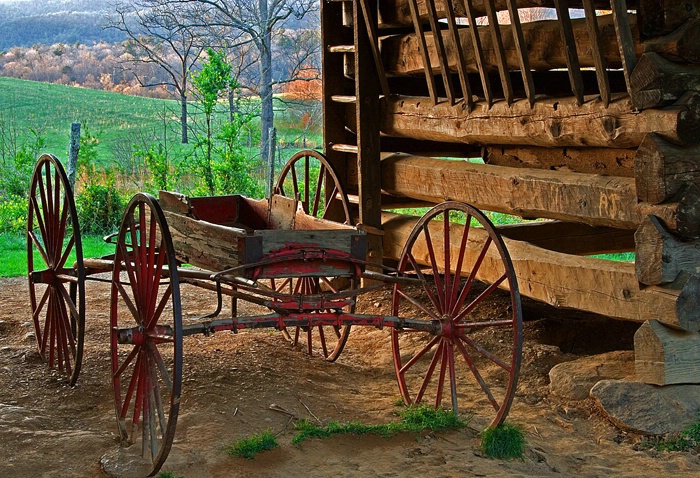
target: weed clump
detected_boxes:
[480,422,526,460]
[644,415,700,452]
[226,430,278,459]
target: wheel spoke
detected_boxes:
[457,330,511,371]
[423,224,445,314]
[454,272,507,324]
[407,252,443,316]
[147,342,173,391]
[28,228,51,268]
[121,348,142,420]
[415,340,444,404]
[396,288,441,322]
[399,334,441,375]
[117,281,141,324]
[321,184,339,220]
[318,326,328,357]
[114,346,139,380]
[434,341,449,408]
[53,193,69,262]
[56,234,76,270]
[451,236,492,317]
[453,337,500,411]
[311,164,325,217]
[147,285,173,331]
[443,213,452,313]
[304,155,310,210]
[449,215,472,309]
[447,342,459,415]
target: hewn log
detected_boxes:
[380,93,700,148]
[497,221,635,255]
[381,211,700,330]
[378,0,628,28]
[635,215,700,285]
[638,0,700,38]
[380,153,700,238]
[635,320,700,385]
[635,133,700,204]
[381,14,636,76]
[643,18,700,64]
[486,146,635,177]
[631,53,700,109]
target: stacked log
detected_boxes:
[338,0,700,384]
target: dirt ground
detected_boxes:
[1,275,699,478]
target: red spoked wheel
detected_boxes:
[391,202,522,427]
[274,149,352,224]
[274,150,354,359]
[110,193,182,476]
[27,154,85,385]
[275,276,356,362]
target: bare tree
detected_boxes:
[107,1,205,143]
[169,0,319,165]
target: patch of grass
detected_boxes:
[292,405,465,445]
[226,430,278,459]
[480,422,526,460]
[644,415,700,452]
[156,472,185,478]
[0,233,115,278]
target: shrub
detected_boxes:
[0,194,28,234]
[76,182,126,235]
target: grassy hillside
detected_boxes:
[1,76,187,164]
[1,76,321,166]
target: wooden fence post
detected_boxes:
[67,122,80,191]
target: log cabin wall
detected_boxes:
[321,0,700,383]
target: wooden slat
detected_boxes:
[555,0,585,105]
[424,0,456,104]
[610,0,638,100]
[444,0,473,109]
[331,143,360,154]
[329,45,355,53]
[358,0,391,98]
[506,0,536,106]
[331,95,357,103]
[379,152,700,238]
[484,0,514,104]
[407,0,438,104]
[582,0,611,107]
[464,0,494,107]
[355,0,384,269]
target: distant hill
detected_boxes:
[0,0,125,49]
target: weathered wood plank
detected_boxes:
[630,53,700,109]
[380,93,700,148]
[381,14,637,76]
[635,215,700,285]
[635,133,700,204]
[380,153,700,238]
[635,320,700,385]
[382,210,700,331]
[163,210,246,272]
[497,221,635,255]
[485,146,636,177]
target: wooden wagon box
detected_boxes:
[158,191,367,279]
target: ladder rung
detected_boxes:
[331,143,359,154]
[329,45,355,54]
[331,95,357,103]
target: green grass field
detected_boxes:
[1,76,322,166]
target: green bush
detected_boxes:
[76,183,126,235]
[0,194,28,233]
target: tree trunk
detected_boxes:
[180,92,188,144]
[259,0,274,168]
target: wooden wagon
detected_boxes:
[26,151,522,475]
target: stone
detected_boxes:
[590,379,700,435]
[548,351,634,400]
